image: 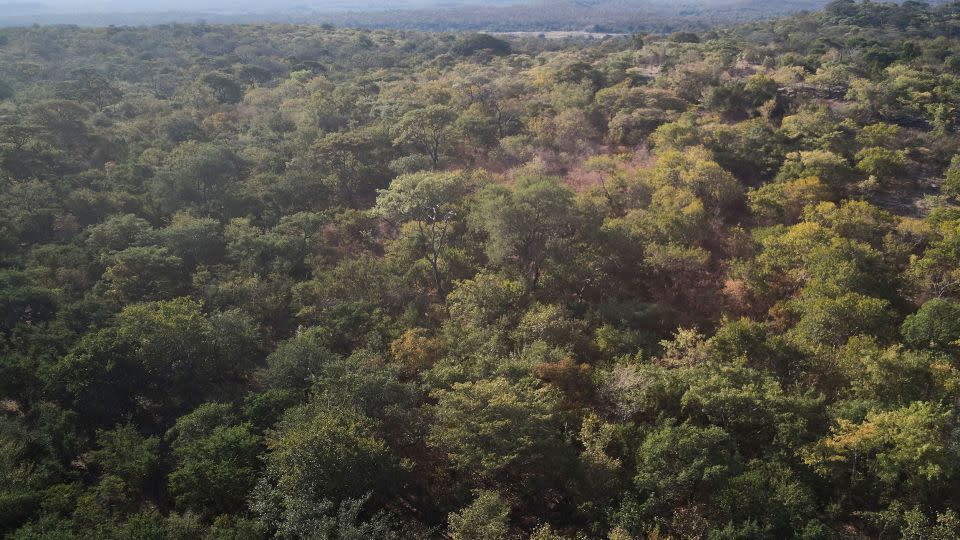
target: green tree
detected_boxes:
[98,246,184,303]
[49,298,257,427]
[855,146,906,184]
[151,142,243,215]
[168,424,261,517]
[392,105,458,169]
[200,72,243,104]
[85,214,156,255]
[0,269,55,341]
[259,327,340,392]
[428,377,569,486]
[88,424,160,495]
[470,176,575,288]
[802,402,955,501]
[626,422,736,526]
[251,403,399,537]
[901,299,960,350]
[791,291,896,349]
[447,490,510,540]
[67,69,122,111]
[375,170,472,295]
[942,154,960,200]
[311,127,394,207]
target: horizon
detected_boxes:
[0,0,836,29]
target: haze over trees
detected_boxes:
[0,0,839,31]
[6,0,960,538]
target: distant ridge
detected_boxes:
[0,0,831,30]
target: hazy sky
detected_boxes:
[0,0,839,28]
[1,0,525,14]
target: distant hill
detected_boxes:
[309,0,836,32]
[0,0,833,30]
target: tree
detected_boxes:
[252,403,398,530]
[259,326,340,392]
[167,424,261,517]
[98,246,184,303]
[452,34,511,56]
[748,176,830,224]
[0,269,55,341]
[49,298,257,427]
[710,460,821,538]
[67,69,122,111]
[157,212,223,270]
[625,421,736,527]
[27,99,91,152]
[825,0,857,18]
[901,299,960,350]
[200,72,243,104]
[428,377,569,486]
[375,170,472,295]
[678,364,821,453]
[855,146,906,184]
[392,105,458,169]
[441,271,528,358]
[646,147,743,214]
[791,291,896,349]
[312,127,394,207]
[802,402,955,501]
[151,141,243,215]
[776,150,854,190]
[85,214,156,255]
[906,218,960,300]
[942,154,960,200]
[670,31,701,43]
[470,176,576,288]
[447,491,510,540]
[834,336,955,406]
[88,424,160,496]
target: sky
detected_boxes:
[0,0,524,14]
[0,0,841,28]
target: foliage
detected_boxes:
[6,3,960,537]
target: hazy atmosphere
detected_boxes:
[0,0,834,29]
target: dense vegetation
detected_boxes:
[5,0,960,538]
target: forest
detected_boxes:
[4,0,960,538]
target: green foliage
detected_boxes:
[151,142,243,215]
[257,403,397,504]
[791,291,896,348]
[802,401,956,500]
[447,491,510,540]
[168,424,261,517]
[943,154,960,199]
[88,424,160,494]
[48,298,257,427]
[392,105,458,169]
[627,421,736,524]
[901,299,960,349]
[375,170,473,294]
[201,72,243,104]
[428,377,569,483]
[7,5,960,537]
[452,34,511,56]
[0,269,55,338]
[470,176,575,287]
[259,327,341,392]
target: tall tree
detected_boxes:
[375,170,472,295]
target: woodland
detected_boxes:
[4,0,960,538]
